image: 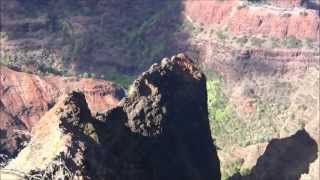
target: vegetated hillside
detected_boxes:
[0,66,125,158]
[181,0,319,179]
[1,55,221,180]
[1,0,319,81]
[1,0,186,86]
[1,0,319,179]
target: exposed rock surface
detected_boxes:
[0,66,124,157]
[183,0,320,40]
[1,55,221,180]
[188,36,319,178]
[1,92,98,179]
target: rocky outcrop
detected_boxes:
[0,66,124,157]
[1,92,99,179]
[1,54,221,180]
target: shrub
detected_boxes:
[250,37,265,47]
[299,11,308,16]
[270,37,280,48]
[90,73,96,78]
[283,36,302,48]
[206,74,277,148]
[281,13,292,17]
[222,158,244,180]
[82,72,89,78]
[247,0,263,2]
[107,73,134,89]
[235,36,248,45]
[207,78,240,147]
[304,38,314,49]
[216,30,228,42]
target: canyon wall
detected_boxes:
[183,0,320,40]
[0,66,125,156]
[1,55,221,180]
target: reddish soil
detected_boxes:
[183,0,320,40]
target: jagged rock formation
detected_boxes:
[0,66,125,157]
[2,0,318,178]
[1,54,221,180]
[2,92,98,179]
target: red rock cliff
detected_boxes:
[183,0,320,40]
[0,66,124,156]
[0,66,124,129]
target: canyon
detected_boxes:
[0,0,319,179]
[1,55,221,180]
[0,66,124,157]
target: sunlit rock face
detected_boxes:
[0,66,125,157]
[2,54,221,180]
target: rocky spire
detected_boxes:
[2,54,221,180]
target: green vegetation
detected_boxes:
[117,0,181,70]
[221,158,251,180]
[216,30,228,42]
[270,37,280,48]
[0,49,68,76]
[299,11,308,16]
[247,0,263,2]
[281,13,292,17]
[206,75,246,147]
[283,36,303,48]
[250,37,265,47]
[78,71,133,89]
[107,73,134,89]
[207,79,233,131]
[206,72,279,148]
[304,38,315,49]
[238,0,265,4]
[235,36,248,46]
[206,73,296,179]
[3,0,185,81]
[221,159,244,180]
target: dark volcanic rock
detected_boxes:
[2,54,221,180]
[0,66,124,158]
[93,53,221,180]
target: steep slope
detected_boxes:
[1,54,221,180]
[0,0,185,78]
[184,0,320,40]
[181,1,319,178]
[1,0,319,179]
[188,34,319,179]
[0,66,124,157]
[1,92,99,179]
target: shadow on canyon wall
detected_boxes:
[230,129,318,180]
[1,0,189,76]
